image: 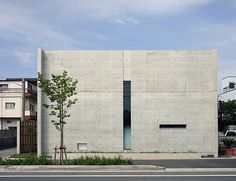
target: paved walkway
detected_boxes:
[0,147,16,159]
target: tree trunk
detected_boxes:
[59,123,62,165]
[59,103,64,165]
[61,122,64,164]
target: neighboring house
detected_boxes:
[218,76,236,131]
[0,78,37,153]
[38,49,218,158]
[218,76,236,101]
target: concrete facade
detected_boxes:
[38,49,218,157]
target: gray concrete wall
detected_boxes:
[127,51,217,155]
[38,50,124,156]
[38,49,218,157]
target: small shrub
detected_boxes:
[223,138,235,148]
[10,153,37,159]
[0,155,132,165]
[65,155,133,165]
[0,156,53,165]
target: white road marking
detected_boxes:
[0,174,236,177]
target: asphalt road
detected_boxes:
[134,159,236,168]
[0,172,236,181]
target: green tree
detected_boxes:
[38,70,78,164]
[222,100,236,125]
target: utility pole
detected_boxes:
[22,78,25,123]
[17,78,25,154]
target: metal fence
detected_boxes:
[20,121,37,153]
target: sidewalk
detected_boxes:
[0,158,236,173]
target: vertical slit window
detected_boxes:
[123,81,131,150]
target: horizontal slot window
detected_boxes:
[159,124,186,129]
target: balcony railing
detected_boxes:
[25,89,37,95]
[25,110,37,116]
[0,88,22,93]
[0,88,37,94]
[223,86,236,93]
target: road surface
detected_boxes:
[134,159,236,168]
[0,172,236,181]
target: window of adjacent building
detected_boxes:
[28,84,33,91]
[29,103,34,111]
[229,82,235,89]
[5,103,15,109]
[0,84,8,90]
[159,124,186,129]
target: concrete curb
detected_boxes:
[165,168,236,172]
[1,165,236,173]
[0,165,165,172]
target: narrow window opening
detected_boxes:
[160,124,186,129]
[123,81,131,150]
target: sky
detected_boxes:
[0,0,236,92]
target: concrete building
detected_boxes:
[0,78,37,153]
[218,76,236,101]
[38,49,218,157]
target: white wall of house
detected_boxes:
[222,76,236,91]
[219,90,236,102]
[0,97,22,118]
[0,118,18,130]
[0,81,22,119]
[218,76,236,101]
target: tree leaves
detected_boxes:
[38,70,78,130]
[222,100,236,125]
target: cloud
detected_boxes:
[112,16,139,25]
[112,19,125,24]
[0,1,30,29]
[0,0,212,46]
[15,51,34,68]
[52,0,212,16]
[125,17,139,24]
[42,0,213,23]
[0,0,212,27]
